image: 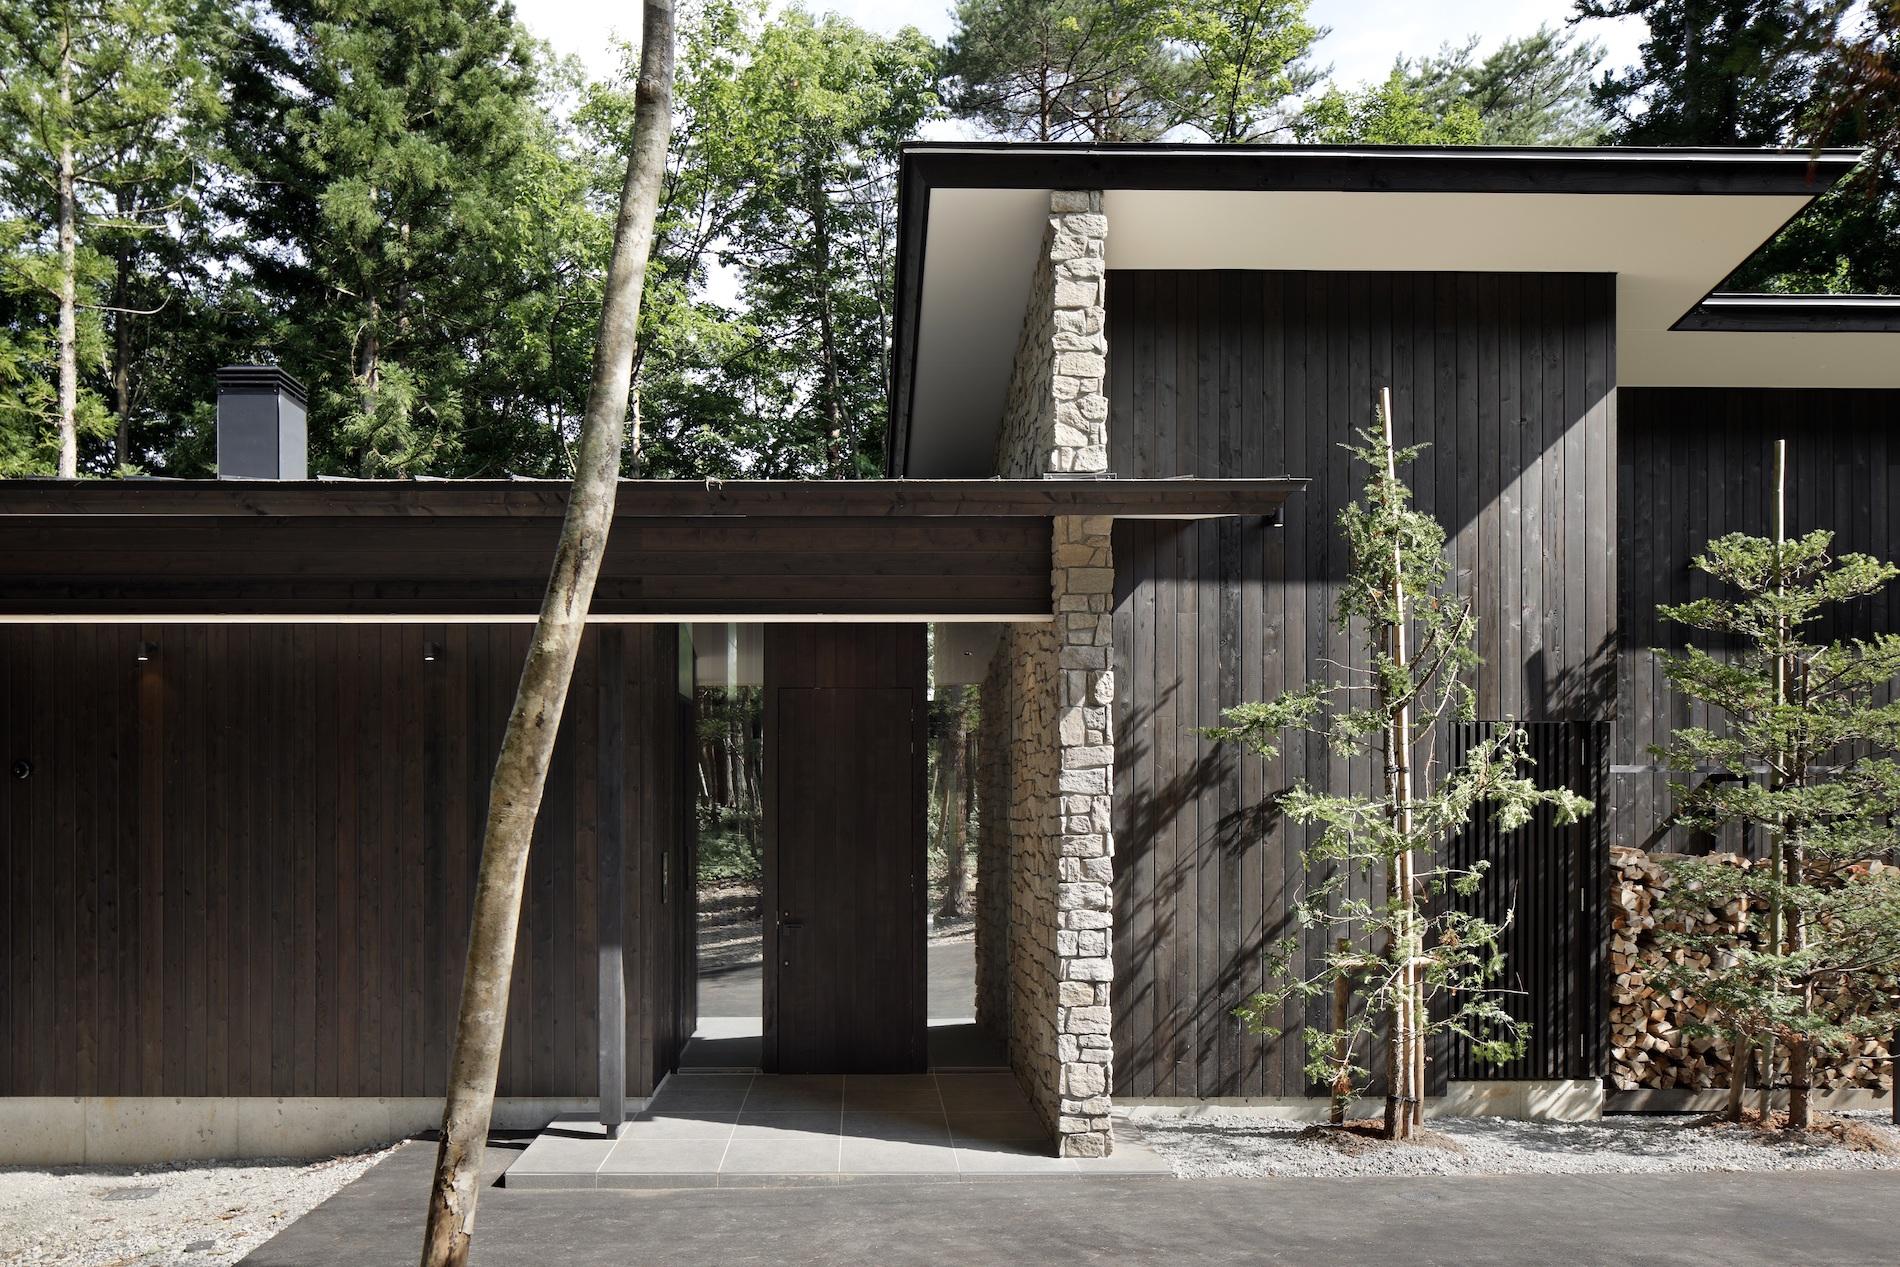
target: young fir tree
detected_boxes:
[1209,391,1591,1140]
[1648,442,1900,1130]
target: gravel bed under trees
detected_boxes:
[0,1145,400,1267]
[1123,1108,1900,1180]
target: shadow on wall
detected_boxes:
[1111,688,1315,1101]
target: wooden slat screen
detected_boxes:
[1438,720,1608,1085]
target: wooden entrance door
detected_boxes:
[763,626,927,1074]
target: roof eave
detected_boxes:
[886,144,1866,477]
[1676,292,1900,333]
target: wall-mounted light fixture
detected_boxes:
[135,641,158,663]
[422,641,442,663]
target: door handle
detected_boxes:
[780,912,804,929]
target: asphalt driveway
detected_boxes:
[241,1136,1896,1266]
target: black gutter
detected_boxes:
[884,143,1865,477]
[1676,292,1900,333]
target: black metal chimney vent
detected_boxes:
[216,365,308,480]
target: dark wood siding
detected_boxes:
[1108,269,1616,1098]
[0,623,686,1100]
[1616,387,1900,852]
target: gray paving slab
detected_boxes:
[720,1136,842,1174]
[502,1071,1063,1188]
[241,1138,1900,1267]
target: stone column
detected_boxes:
[985,188,1115,1158]
[1051,513,1114,1156]
[1047,190,1109,474]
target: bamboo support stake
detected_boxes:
[1331,935,1353,1126]
[1379,386,1420,1141]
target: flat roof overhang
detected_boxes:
[0,477,1302,621]
[888,142,1879,478]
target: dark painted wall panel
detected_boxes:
[0,624,686,1100]
[1108,269,1615,1098]
[1616,387,1900,852]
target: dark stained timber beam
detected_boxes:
[0,479,1301,619]
[0,477,1302,520]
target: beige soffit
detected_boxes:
[906,185,1898,476]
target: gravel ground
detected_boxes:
[1123,1107,1900,1180]
[0,1144,401,1267]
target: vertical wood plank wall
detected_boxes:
[1107,269,1616,1098]
[0,623,686,1100]
[1617,387,1900,852]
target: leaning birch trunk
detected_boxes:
[1379,387,1419,1142]
[418,5,674,1264]
[55,36,79,480]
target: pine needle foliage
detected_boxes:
[1207,397,1590,1137]
[1649,521,1900,1126]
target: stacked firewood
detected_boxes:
[1608,845,1894,1093]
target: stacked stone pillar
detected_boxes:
[980,188,1116,1157]
[1050,514,1114,1155]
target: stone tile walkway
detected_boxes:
[505,1072,1169,1189]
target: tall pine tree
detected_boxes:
[0,0,225,476]
[219,0,577,475]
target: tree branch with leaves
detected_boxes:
[1648,441,1900,1130]
[1208,390,1590,1139]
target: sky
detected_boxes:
[521,0,1648,97]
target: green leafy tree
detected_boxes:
[1577,0,1837,145]
[1299,69,1484,144]
[0,0,224,476]
[943,0,1322,143]
[217,0,579,476]
[1577,0,1898,293]
[1648,445,1900,1129]
[943,0,1183,141]
[1155,0,1323,142]
[1781,1,1900,296]
[1404,25,1608,144]
[1816,0,1900,172]
[1208,393,1590,1140]
[584,3,938,479]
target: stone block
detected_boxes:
[1053,278,1100,310]
[1065,1064,1107,1097]
[1059,767,1107,794]
[1054,351,1105,379]
[1057,881,1109,909]
[1061,568,1115,595]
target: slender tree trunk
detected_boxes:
[938,694,970,919]
[55,33,79,480]
[1379,387,1418,1142]
[112,243,134,470]
[811,176,845,479]
[1787,696,1812,1130]
[1725,1031,1750,1123]
[418,6,674,1264]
